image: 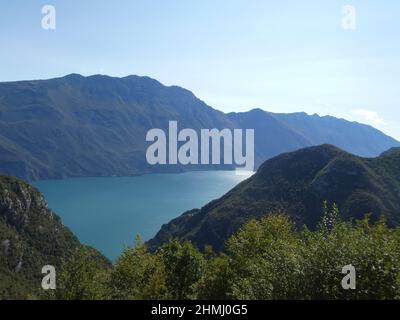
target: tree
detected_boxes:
[301,215,400,299]
[158,239,204,299]
[109,236,168,299]
[226,215,304,299]
[54,246,110,300]
[196,252,231,300]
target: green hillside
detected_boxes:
[0,174,108,299]
[149,145,400,251]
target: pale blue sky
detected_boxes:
[1,1,399,139]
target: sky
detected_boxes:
[1,1,399,140]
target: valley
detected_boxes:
[32,171,250,260]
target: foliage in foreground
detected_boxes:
[50,206,400,300]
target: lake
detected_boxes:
[33,171,250,260]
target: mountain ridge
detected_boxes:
[148,144,400,252]
[0,74,399,181]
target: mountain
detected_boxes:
[271,111,398,157]
[0,174,107,299]
[229,109,399,164]
[0,74,235,181]
[0,74,399,181]
[148,145,400,252]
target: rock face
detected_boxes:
[0,175,83,299]
[0,74,399,181]
[148,145,400,252]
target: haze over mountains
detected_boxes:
[0,74,399,181]
[149,145,400,251]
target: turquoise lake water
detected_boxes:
[33,171,250,260]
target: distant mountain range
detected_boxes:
[0,74,399,181]
[149,145,400,251]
